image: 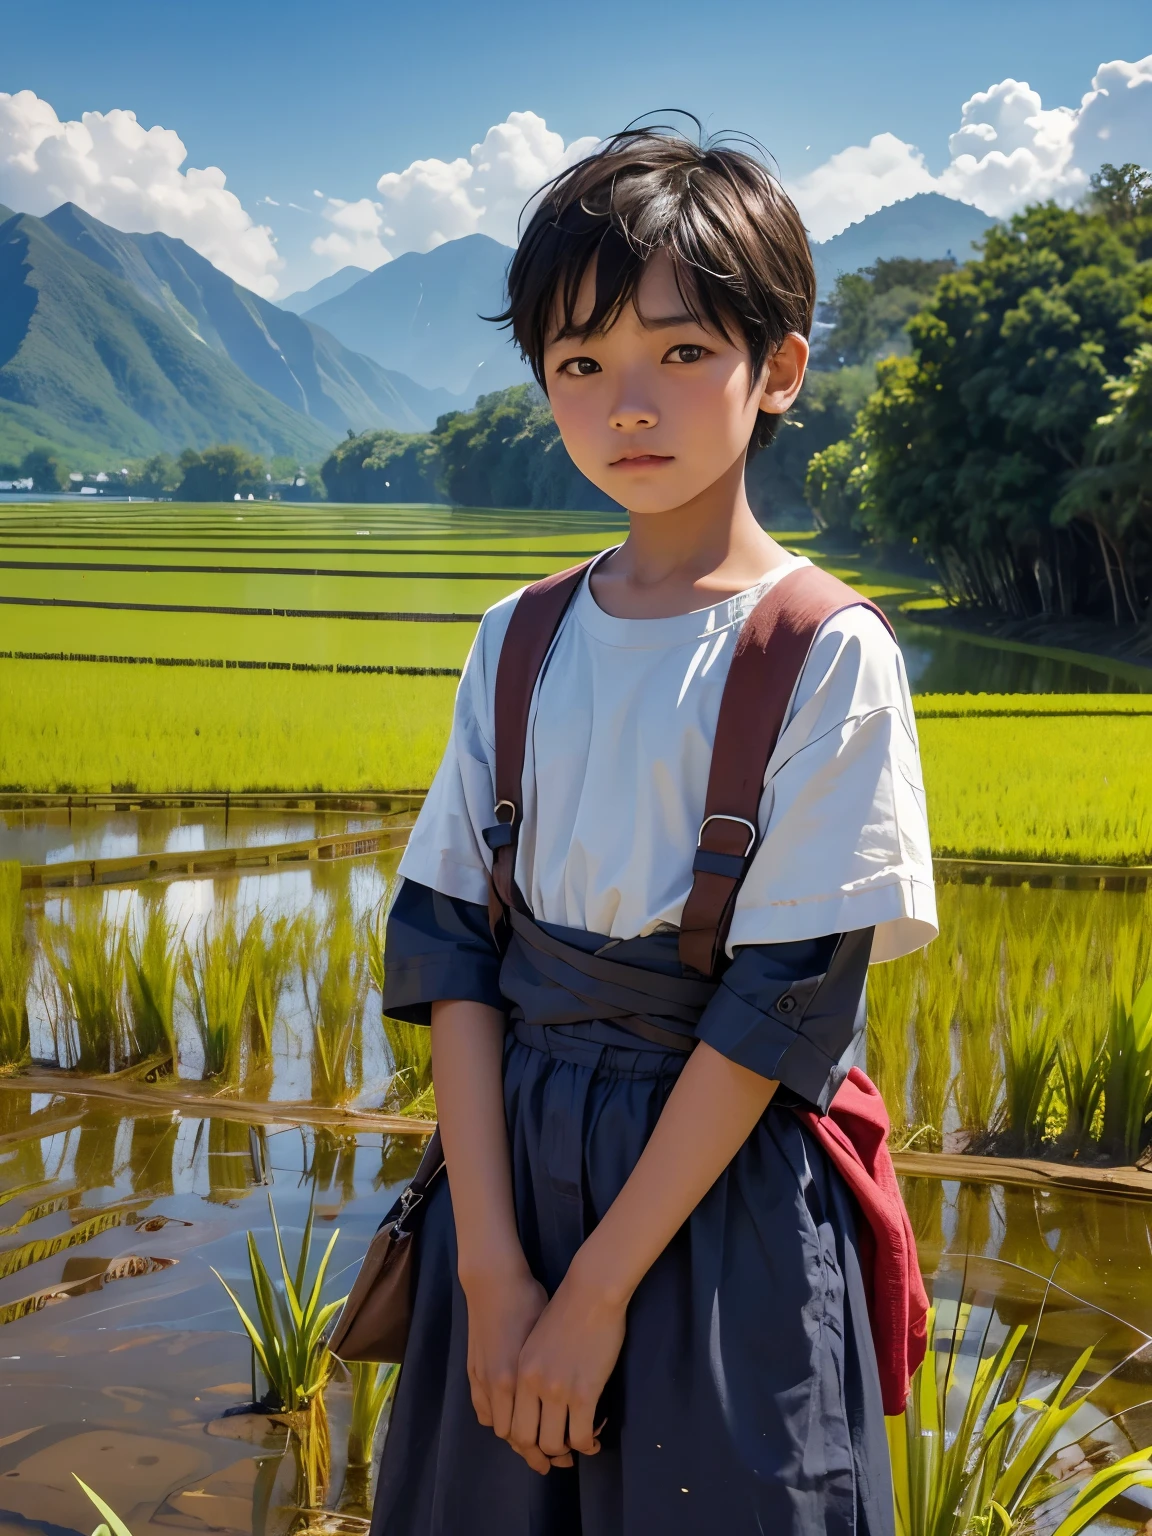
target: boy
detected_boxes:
[371,126,936,1536]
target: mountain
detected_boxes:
[0,209,334,464]
[277,265,369,314]
[42,204,460,434]
[812,194,996,294]
[302,233,531,398]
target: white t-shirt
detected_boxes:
[399,555,938,964]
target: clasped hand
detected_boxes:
[464,1260,627,1475]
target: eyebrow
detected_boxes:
[636,311,704,330]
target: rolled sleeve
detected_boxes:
[696,928,871,1111]
[381,878,504,1025]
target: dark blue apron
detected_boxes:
[371,905,893,1536]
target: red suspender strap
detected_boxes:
[677,563,895,979]
[483,559,595,939]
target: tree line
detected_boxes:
[4,445,322,501]
[806,163,1152,626]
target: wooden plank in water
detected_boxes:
[0,1072,435,1137]
[894,1149,1152,1200]
[18,824,414,890]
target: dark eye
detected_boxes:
[665,344,706,364]
[560,356,602,377]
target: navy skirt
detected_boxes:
[371,1018,893,1536]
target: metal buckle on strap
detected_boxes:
[483,799,519,851]
[693,814,758,880]
[697,814,757,854]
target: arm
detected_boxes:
[510,1041,777,1466]
[510,928,871,1468]
[431,1000,553,1463]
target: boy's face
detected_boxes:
[543,250,807,515]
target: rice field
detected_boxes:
[918,705,1152,865]
[0,662,457,794]
[2,663,1151,862]
[869,880,1152,1161]
[5,857,428,1115]
[4,500,1152,862]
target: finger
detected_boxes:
[567,1394,599,1457]
[468,1373,493,1429]
[509,1389,550,1476]
[537,1399,571,1461]
[549,1452,575,1468]
[488,1374,516,1442]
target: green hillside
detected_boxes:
[0,210,336,464]
[42,203,459,435]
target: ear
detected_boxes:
[756,333,809,416]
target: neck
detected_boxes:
[615,456,786,594]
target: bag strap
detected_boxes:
[677,563,895,977]
[483,559,595,941]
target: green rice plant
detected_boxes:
[348,1359,400,1471]
[40,894,129,1073]
[243,910,298,1097]
[247,911,298,1059]
[125,896,181,1065]
[341,1360,400,1509]
[911,945,958,1152]
[212,1193,345,1411]
[73,1477,135,1536]
[953,902,1004,1146]
[299,897,368,1106]
[181,909,255,1082]
[365,893,388,997]
[866,953,918,1134]
[212,1194,347,1508]
[1052,904,1110,1151]
[889,1292,1152,1536]
[0,862,32,1069]
[999,909,1063,1153]
[1101,943,1152,1163]
[382,1015,434,1115]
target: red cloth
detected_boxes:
[794,1067,928,1415]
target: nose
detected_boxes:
[609,392,659,433]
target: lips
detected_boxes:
[610,454,674,468]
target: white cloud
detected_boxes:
[309,110,599,273]
[793,54,1152,239]
[310,196,393,270]
[790,134,939,241]
[0,89,282,296]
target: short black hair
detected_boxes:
[494,122,815,450]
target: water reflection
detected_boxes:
[893,618,1152,694]
[0,802,416,869]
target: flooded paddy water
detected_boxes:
[2,1092,1152,1535]
[2,812,1152,1531]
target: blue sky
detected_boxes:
[3,0,1150,295]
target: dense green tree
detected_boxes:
[1057,343,1152,622]
[818,257,958,368]
[321,429,439,503]
[175,444,267,501]
[322,387,613,510]
[125,452,179,496]
[748,366,874,522]
[810,193,1152,619]
[1086,162,1152,231]
[20,446,67,491]
[433,386,613,511]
